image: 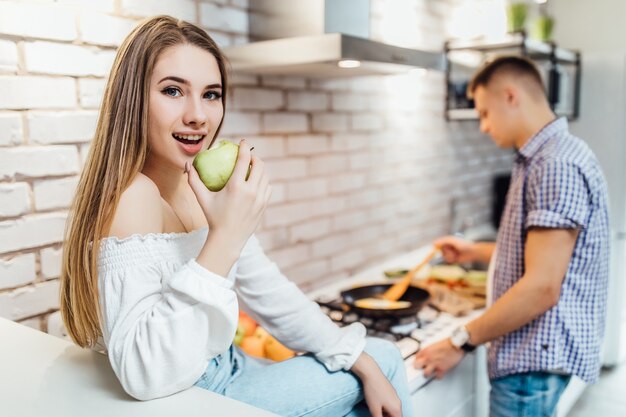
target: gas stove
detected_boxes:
[312,289,483,393]
[315,294,475,361]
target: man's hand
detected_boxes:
[413,339,465,380]
[433,236,495,265]
[352,352,403,417]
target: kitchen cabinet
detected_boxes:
[410,347,488,417]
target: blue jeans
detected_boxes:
[490,372,571,417]
[195,337,414,417]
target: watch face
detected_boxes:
[451,327,469,347]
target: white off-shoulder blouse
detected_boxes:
[96,228,366,400]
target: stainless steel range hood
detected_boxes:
[222,0,445,78]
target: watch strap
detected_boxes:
[460,342,476,353]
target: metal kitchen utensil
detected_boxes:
[381,247,439,302]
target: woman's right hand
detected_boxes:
[186,140,271,255]
[351,352,403,417]
[433,235,477,264]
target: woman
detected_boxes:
[60,15,413,417]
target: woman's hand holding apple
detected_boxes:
[188,140,271,275]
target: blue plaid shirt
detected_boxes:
[489,117,610,383]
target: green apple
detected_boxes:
[233,323,245,346]
[193,140,239,191]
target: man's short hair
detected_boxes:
[467,55,545,99]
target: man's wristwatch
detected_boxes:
[450,326,476,353]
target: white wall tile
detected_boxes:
[121,0,196,21]
[200,3,248,33]
[0,280,60,321]
[0,40,18,73]
[0,213,67,253]
[24,42,114,77]
[0,254,36,290]
[0,76,76,110]
[33,177,79,211]
[0,112,23,146]
[0,2,77,41]
[0,146,79,179]
[79,13,136,47]
[28,111,98,144]
[40,247,63,279]
[0,183,30,218]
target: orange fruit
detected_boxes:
[253,326,270,344]
[240,335,265,358]
[265,335,295,362]
[238,314,257,337]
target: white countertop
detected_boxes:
[0,317,278,417]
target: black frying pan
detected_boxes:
[341,284,430,318]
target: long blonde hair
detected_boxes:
[60,16,228,348]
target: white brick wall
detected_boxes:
[40,247,63,279]
[57,0,115,13]
[0,76,76,110]
[0,40,18,73]
[79,13,136,47]
[0,254,36,290]
[262,76,307,90]
[0,213,67,253]
[0,280,60,321]
[285,135,330,155]
[28,111,98,144]
[78,78,106,109]
[0,0,511,339]
[332,93,369,112]
[263,113,308,134]
[287,91,329,112]
[200,3,248,34]
[24,42,115,77]
[312,113,349,133]
[290,218,331,242]
[284,259,328,286]
[243,136,285,159]
[309,155,350,176]
[232,88,284,111]
[121,0,196,21]
[0,2,77,41]
[0,112,22,146]
[220,111,261,135]
[265,158,307,181]
[287,178,329,201]
[33,177,79,211]
[0,146,79,179]
[351,113,385,131]
[0,183,31,217]
[266,243,309,270]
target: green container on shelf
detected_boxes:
[532,15,555,41]
[507,2,528,32]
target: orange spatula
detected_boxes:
[381,246,439,301]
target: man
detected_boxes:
[414,56,610,417]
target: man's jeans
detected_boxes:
[490,371,571,417]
